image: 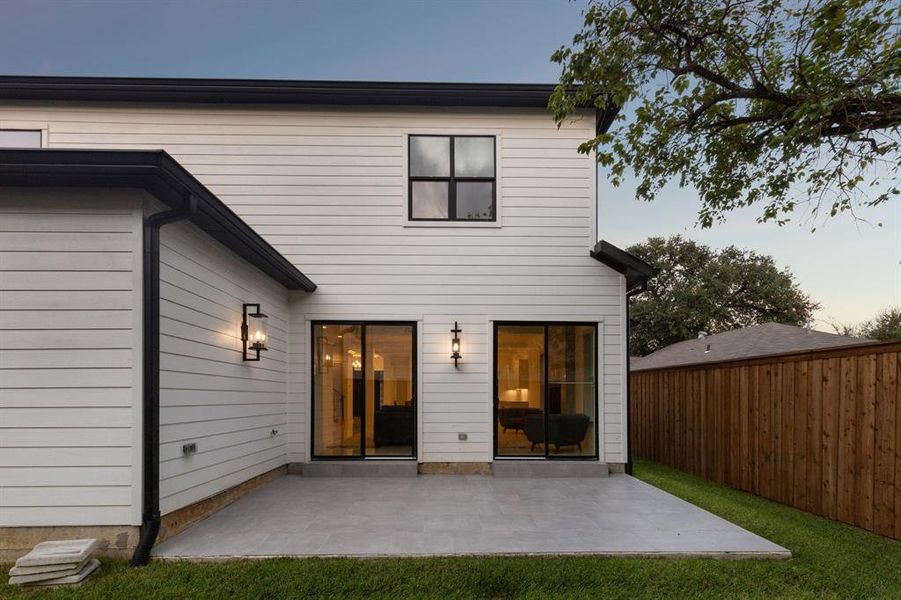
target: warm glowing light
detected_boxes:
[242,304,269,360]
[450,321,462,368]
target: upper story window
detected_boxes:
[409,135,496,221]
[0,129,42,148]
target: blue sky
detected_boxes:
[1,0,898,327]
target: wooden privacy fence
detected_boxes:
[631,341,901,540]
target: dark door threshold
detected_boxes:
[303,461,418,477]
[492,461,609,478]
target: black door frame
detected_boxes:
[311,320,417,461]
[492,321,599,460]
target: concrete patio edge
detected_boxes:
[154,549,792,561]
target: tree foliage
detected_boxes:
[550,0,901,226]
[863,306,901,340]
[626,235,819,355]
[829,306,901,340]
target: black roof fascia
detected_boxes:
[596,102,621,135]
[0,148,316,292]
[590,240,658,291]
[0,76,604,111]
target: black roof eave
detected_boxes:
[0,148,316,292]
[590,240,658,291]
[0,75,601,111]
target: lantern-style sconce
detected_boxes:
[451,321,462,368]
[241,303,269,361]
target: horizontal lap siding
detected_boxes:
[158,222,289,514]
[0,188,143,526]
[631,343,901,540]
[1,105,626,465]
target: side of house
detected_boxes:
[0,78,656,561]
[0,158,305,560]
[0,93,630,467]
[157,218,291,515]
[0,188,145,533]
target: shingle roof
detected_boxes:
[631,322,871,371]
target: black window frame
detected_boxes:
[310,320,418,461]
[492,321,600,461]
[408,134,496,222]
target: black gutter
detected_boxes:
[131,196,197,566]
[0,75,603,111]
[0,149,316,292]
[595,100,621,135]
[590,240,658,290]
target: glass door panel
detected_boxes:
[547,325,597,457]
[313,323,363,457]
[495,325,545,457]
[365,324,415,457]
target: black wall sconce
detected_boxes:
[241,303,269,361]
[451,321,462,368]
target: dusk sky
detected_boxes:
[1,0,898,328]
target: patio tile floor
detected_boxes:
[153,474,790,559]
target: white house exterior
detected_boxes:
[0,77,655,562]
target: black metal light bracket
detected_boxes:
[242,303,269,361]
[451,321,462,368]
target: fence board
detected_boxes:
[893,352,901,541]
[795,360,809,511]
[739,366,751,492]
[781,362,795,506]
[808,359,823,513]
[858,354,877,530]
[837,356,856,525]
[874,352,896,537]
[630,341,901,541]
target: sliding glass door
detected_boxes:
[494,322,597,459]
[312,322,416,459]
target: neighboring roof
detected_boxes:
[631,323,872,371]
[0,148,316,292]
[590,240,659,291]
[0,75,613,117]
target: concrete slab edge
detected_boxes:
[153,549,792,562]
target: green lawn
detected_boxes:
[2,459,900,599]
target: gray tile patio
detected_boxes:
[153,474,790,559]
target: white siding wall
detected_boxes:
[0,188,144,526]
[158,220,289,514]
[0,104,628,465]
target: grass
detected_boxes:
[2,459,899,599]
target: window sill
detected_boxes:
[403,220,502,229]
